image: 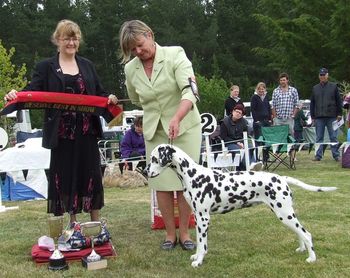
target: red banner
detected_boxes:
[1,91,122,123]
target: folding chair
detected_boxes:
[201,132,241,172]
[257,125,297,171]
[205,139,241,172]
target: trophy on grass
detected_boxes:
[81,221,107,270]
[48,215,68,271]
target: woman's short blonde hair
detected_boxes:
[51,19,82,48]
[230,85,239,91]
[119,20,154,64]
[255,82,266,92]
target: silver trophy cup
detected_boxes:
[48,216,68,270]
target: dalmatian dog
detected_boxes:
[145,144,337,267]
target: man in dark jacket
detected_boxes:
[310,68,342,161]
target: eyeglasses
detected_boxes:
[60,37,80,44]
[233,110,243,115]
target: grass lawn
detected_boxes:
[0,149,349,278]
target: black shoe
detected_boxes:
[179,240,196,251]
[161,238,177,250]
[334,157,340,162]
[312,157,321,161]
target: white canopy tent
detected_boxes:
[0,137,50,201]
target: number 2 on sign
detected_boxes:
[200,113,217,135]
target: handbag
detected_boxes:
[58,219,111,250]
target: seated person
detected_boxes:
[220,104,262,171]
[120,116,146,173]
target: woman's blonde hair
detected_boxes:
[51,19,82,50]
[230,85,239,91]
[119,20,154,64]
[255,82,266,92]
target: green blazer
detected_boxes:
[124,44,201,141]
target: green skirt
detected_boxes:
[145,121,202,191]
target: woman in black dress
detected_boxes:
[4,19,118,223]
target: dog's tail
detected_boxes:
[284,176,337,192]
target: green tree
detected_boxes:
[329,0,350,81]
[213,0,267,101]
[253,0,338,97]
[1,0,48,74]
[145,0,217,75]
[0,40,27,104]
[0,40,27,143]
[82,0,121,94]
[2,0,350,113]
[196,74,228,120]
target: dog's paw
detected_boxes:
[306,256,316,263]
[190,254,204,267]
[295,246,306,253]
[191,260,202,268]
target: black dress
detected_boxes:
[47,73,104,215]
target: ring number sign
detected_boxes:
[200,113,217,135]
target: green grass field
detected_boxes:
[0,150,349,278]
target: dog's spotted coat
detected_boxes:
[145,144,337,267]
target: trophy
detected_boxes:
[48,216,68,271]
[81,221,107,270]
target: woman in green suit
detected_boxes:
[119,20,202,251]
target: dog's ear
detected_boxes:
[159,145,176,167]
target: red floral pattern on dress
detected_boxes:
[77,74,85,93]
[83,178,94,211]
[82,114,91,134]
